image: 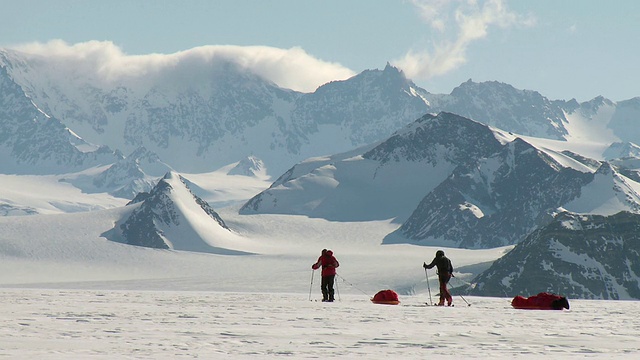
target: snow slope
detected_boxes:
[0,171,127,215]
[563,163,640,215]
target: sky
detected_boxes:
[1,0,639,102]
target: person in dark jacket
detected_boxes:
[312,249,340,302]
[423,250,454,306]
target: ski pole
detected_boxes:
[334,275,341,301]
[458,293,471,306]
[309,269,315,301]
[453,276,471,306]
[424,267,433,306]
[335,274,370,297]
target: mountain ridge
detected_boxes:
[471,211,640,300]
[3,47,640,178]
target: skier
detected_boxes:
[423,250,454,306]
[312,249,340,302]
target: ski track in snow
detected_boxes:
[1,289,639,359]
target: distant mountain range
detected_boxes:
[2,48,640,177]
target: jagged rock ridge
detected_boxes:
[471,211,640,300]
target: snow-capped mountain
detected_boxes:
[608,98,640,144]
[227,156,267,178]
[427,79,569,140]
[242,112,640,249]
[240,111,482,222]
[388,137,596,248]
[4,45,639,181]
[603,141,640,160]
[426,82,640,150]
[0,50,434,176]
[104,171,246,254]
[471,211,640,300]
[58,147,173,199]
[92,147,172,198]
[0,65,118,174]
[290,63,432,146]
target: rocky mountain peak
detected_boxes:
[428,80,569,140]
[227,156,266,177]
[113,171,229,252]
[603,142,640,160]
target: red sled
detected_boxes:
[371,289,400,305]
[511,292,570,310]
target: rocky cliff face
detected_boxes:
[393,137,594,248]
[471,211,640,300]
[0,65,118,174]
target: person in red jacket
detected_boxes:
[312,249,340,302]
[423,250,454,306]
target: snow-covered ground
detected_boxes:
[0,165,506,291]
[2,289,639,359]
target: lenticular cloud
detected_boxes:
[12,40,355,93]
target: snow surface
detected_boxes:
[563,103,618,145]
[0,172,127,215]
[519,134,611,164]
[1,290,639,359]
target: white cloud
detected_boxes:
[394,0,535,81]
[11,41,356,93]
[409,0,451,32]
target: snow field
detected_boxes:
[1,289,639,359]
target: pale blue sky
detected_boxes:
[1,0,639,102]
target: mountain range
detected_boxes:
[242,112,640,248]
[3,48,640,177]
[2,46,640,299]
